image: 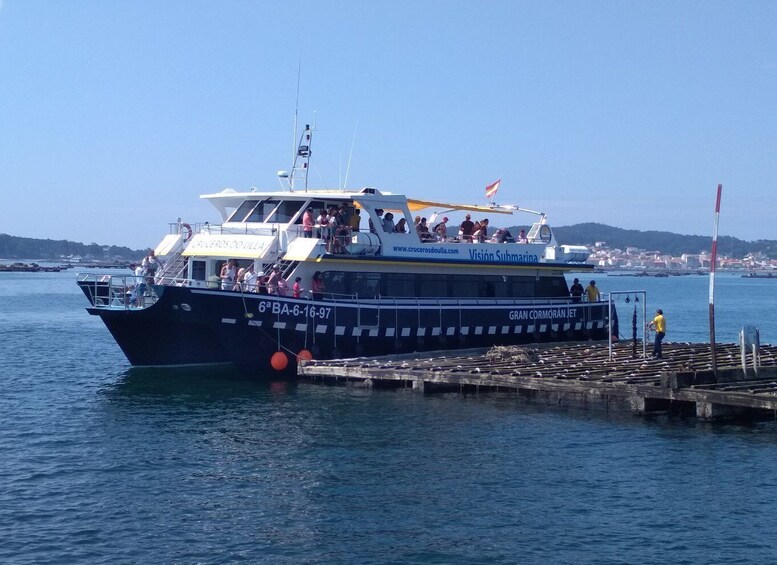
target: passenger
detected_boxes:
[459,214,475,242]
[394,218,408,233]
[338,203,350,224]
[414,215,421,230]
[302,207,314,238]
[492,228,512,243]
[316,209,329,239]
[130,263,145,307]
[329,206,341,227]
[311,271,325,300]
[472,218,489,242]
[257,274,269,295]
[277,276,288,296]
[266,265,282,294]
[517,229,528,243]
[327,209,345,253]
[369,209,384,233]
[585,280,600,303]
[141,249,163,285]
[240,264,259,292]
[293,276,303,298]
[349,208,361,232]
[569,278,584,303]
[220,258,238,290]
[382,212,395,233]
[433,217,449,241]
[417,217,432,241]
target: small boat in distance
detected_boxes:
[77,125,614,373]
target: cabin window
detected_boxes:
[384,274,416,297]
[493,276,514,297]
[535,276,568,298]
[352,273,381,298]
[228,200,260,222]
[244,199,281,223]
[269,200,305,224]
[191,260,206,281]
[512,277,535,297]
[417,274,447,297]
[317,271,567,299]
[448,275,479,298]
[321,271,347,296]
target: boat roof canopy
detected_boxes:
[201,189,515,216]
[406,198,514,215]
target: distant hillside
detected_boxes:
[4,225,777,261]
[0,234,146,261]
[506,222,777,258]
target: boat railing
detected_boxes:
[169,222,282,238]
[77,273,611,323]
[77,273,161,310]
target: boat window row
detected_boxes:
[227,198,358,225]
[228,199,307,224]
[321,271,569,299]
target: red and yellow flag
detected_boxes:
[485,179,501,199]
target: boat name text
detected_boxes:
[469,249,539,263]
[257,301,332,319]
[191,238,266,250]
[509,307,577,320]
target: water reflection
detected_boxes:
[100,364,299,406]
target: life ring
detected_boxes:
[181,223,193,241]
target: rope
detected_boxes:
[236,285,307,358]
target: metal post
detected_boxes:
[709,184,723,378]
[607,291,646,361]
[608,295,613,360]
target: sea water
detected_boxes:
[2,270,777,563]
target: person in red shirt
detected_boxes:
[311,271,325,300]
[293,277,303,298]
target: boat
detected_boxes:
[742,272,776,278]
[77,125,614,373]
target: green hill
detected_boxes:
[506,222,777,258]
[0,234,146,261]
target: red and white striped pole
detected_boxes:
[709,183,723,377]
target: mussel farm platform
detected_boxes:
[298,342,777,421]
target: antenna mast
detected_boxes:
[288,124,312,192]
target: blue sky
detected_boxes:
[1,1,776,249]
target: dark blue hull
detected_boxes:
[79,283,612,373]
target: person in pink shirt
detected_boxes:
[302,207,314,238]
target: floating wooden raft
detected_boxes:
[298,342,777,421]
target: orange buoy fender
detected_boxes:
[297,349,313,362]
[270,351,288,371]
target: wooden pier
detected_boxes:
[298,342,777,421]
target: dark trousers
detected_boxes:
[653,332,665,358]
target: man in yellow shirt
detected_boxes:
[585,280,600,303]
[648,309,666,359]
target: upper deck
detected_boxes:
[180,186,589,268]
